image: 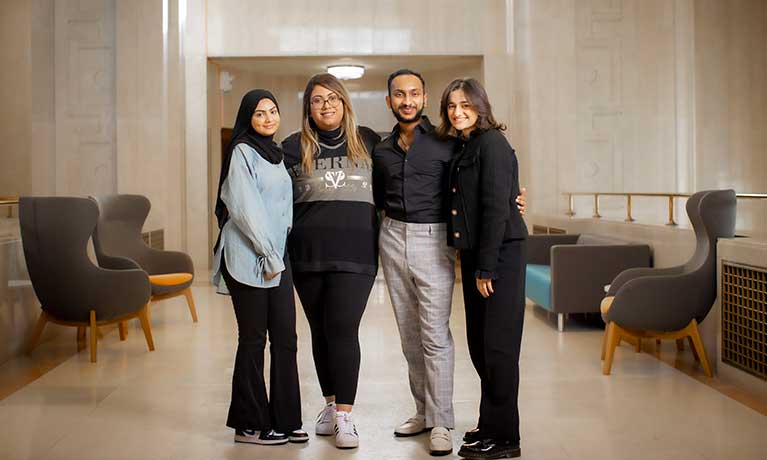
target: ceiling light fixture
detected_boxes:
[327,65,365,80]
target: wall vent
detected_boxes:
[721,261,767,380]
[141,229,165,251]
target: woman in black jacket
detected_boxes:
[438,78,527,460]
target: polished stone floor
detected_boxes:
[1,278,765,460]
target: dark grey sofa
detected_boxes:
[525,233,652,331]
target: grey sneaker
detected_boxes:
[334,411,359,449]
[315,402,336,436]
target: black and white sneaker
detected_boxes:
[457,439,521,459]
[288,429,310,443]
[234,429,288,445]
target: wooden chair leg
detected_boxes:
[687,336,699,361]
[656,339,661,346]
[26,311,49,354]
[687,320,712,377]
[77,326,86,352]
[118,321,128,341]
[676,338,685,351]
[89,310,98,363]
[183,287,198,323]
[635,338,641,353]
[601,327,608,361]
[603,322,620,375]
[138,304,155,351]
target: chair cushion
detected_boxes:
[525,264,552,311]
[149,273,193,286]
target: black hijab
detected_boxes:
[214,89,282,231]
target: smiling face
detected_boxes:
[251,98,280,136]
[387,74,427,124]
[446,89,479,136]
[309,84,344,131]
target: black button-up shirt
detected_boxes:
[372,117,454,223]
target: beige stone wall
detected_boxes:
[513,0,766,233]
[694,0,767,234]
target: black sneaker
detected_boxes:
[288,429,310,443]
[463,427,483,443]
[458,439,521,459]
[234,429,288,445]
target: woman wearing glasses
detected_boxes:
[282,73,380,449]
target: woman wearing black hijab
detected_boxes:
[211,89,306,446]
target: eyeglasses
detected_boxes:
[310,93,342,109]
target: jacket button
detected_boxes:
[451,209,458,216]
[454,232,461,239]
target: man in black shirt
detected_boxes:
[373,70,525,457]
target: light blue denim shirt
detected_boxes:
[211,143,293,292]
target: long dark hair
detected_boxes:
[436,78,506,138]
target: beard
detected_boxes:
[391,104,424,123]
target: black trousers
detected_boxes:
[222,256,301,432]
[460,240,526,443]
[293,271,376,406]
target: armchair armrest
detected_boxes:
[550,244,651,314]
[98,254,142,271]
[526,234,579,265]
[140,248,194,276]
[606,266,682,296]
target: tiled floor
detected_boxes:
[1,278,765,460]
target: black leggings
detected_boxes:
[293,271,376,406]
[461,240,526,443]
[222,257,302,432]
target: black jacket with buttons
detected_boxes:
[448,128,527,278]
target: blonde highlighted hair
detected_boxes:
[299,73,371,174]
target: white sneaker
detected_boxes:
[315,402,336,436]
[429,427,453,456]
[394,414,428,437]
[334,411,359,449]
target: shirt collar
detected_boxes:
[390,116,435,137]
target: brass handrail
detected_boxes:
[562,192,767,226]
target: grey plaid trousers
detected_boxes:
[379,217,456,428]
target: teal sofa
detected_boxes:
[525,233,652,331]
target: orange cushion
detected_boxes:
[149,273,193,286]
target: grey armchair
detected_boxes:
[20,197,154,362]
[90,195,198,326]
[600,189,737,377]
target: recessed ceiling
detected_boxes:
[208,55,483,78]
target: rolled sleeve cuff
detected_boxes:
[475,269,498,280]
[263,253,285,275]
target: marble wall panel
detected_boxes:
[0,1,32,197]
[695,0,767,235]
[207,0,482,57]
[54,0,116,196]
